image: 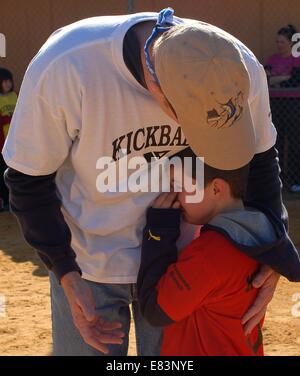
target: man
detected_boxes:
[2,8,288,355]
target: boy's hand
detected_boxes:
[153,192,181,209]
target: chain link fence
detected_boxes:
[270,92,300,191]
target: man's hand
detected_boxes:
[61,272,125,354]
[242,265,280,335]
[153,192,180,209]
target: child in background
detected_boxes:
[137,148,300,356]
[0,68,17,210]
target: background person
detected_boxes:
[265,25,300,193]
[0,68,17,211]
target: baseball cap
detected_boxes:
[154,22,256,170]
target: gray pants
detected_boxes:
[50,272,163,356]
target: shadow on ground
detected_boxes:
[283,195,300,250]
[0,211,48,277]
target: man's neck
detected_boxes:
[133,20,156,48]
[132,21,156,90]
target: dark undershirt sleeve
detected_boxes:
[245,146,288,229]
[4,167,82,282]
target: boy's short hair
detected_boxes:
[173,147,250,199]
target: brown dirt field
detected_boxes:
[0,198,299,356]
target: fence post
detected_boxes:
[0,33,6,58]
[128,0,134,14]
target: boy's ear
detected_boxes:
[212,178,226,196]
[211,179,218,195]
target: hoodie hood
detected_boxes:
[208,207,277,246]
[202,203,300,282]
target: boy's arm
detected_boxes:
[137,207,181,327]
[137,206,218,327]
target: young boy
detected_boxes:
[137,148,300,356]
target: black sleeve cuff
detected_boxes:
[48,255,82,283]
[147,208,181,229]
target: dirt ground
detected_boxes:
[0,198,300,356]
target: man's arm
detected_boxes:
[240,58,290,333]
[245,146,288,228]
[4,167,125,352]
[4,167,81,281]
[247,59,287,226]
[1,61,125,352]
[243,146,285,334]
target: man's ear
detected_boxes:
[141,47,178,121]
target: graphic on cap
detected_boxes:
[207,92,244,129]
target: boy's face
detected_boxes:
[176,181,216,225]
[2,79,12,94]
[171,167,217,225]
